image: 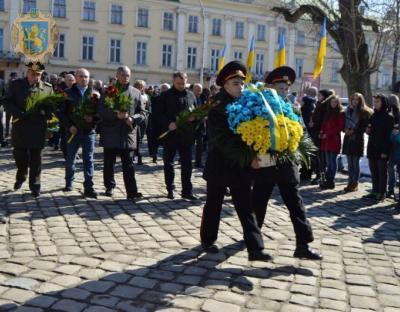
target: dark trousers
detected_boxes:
[103,148,138,196]
[368,158,388,195]
[195,133,205,165]
[13,148,42,192]
[147,116,160,158]
[5,112,11,137]
[252,170,314,245]
[163,140,193,194]
[0,111,4,143]
[200,181,264,253]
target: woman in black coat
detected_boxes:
[365,94,394,201]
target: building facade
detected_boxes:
[0,0,394,96]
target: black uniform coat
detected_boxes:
[154,86,197,145]
[98,84,146,150]
[203,88,252,187]
[4,78,53,149]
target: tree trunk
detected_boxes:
[392,0,400,91]
[340,66,373,105]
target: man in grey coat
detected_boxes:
[98,66,146,200]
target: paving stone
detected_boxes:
[26,295,58,308]
[1,288,36,303]
[51,299,87,312]
[214,291,246,305]
[289,294,318,307]
[90,294,120,307]
[2,277,39,290]
[51,275,82,287]
[129,276,157,289]
[348,286,376,297]
[0,263,28,276]
[110,285,144,299]
[62,288,92,300]
[319,287,347,301]
[379,294,400,307]
[83,306,115,312]
[261,288,290,302]
[350,295,380,310]
[80,281,115,293]
[202,299,240,312]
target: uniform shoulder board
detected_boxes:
[43,81,53,88]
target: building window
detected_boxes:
[111,4,123,24]
[255,53,264,76]
[0,28,3,52]
[110,39,121,63]
[53,0,66,18]
[0,0,4,11]
[295,58,303,78]
[83,1,95,21]
[210,48,220,72]
[136,41,147,65]
[188,15,198,33]
[23,0,36,13]
[257,24,266,41]
[382,71,391,87]
[212,18,222,36]
[235,21,244,39]
[234,51,243,61]
[277,27,286,43]
[162,44,173,68]
[163,12,174,31]
[54,33,65,58]
[187,47,197,69]
[330,61,340,82]
[296,31,305,45]
[137,8,149,28]
[82,36,94,61]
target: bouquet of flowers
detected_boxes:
[158,102,210,143]
[67,92,99,143]
[13,92,67,124]
[225,82,315,167]
[103,84,131,112]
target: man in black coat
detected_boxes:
[59,68,99,198]
[4,63,53,197]
[154,72,197,200]
[98,66,146,200]
[252,67,322,260]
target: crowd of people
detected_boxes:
[1,59,400,261]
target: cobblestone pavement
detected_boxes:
[0,146,399,312]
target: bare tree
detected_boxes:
[272,0,395,102]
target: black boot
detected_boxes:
[293,244,323,260]
[201,243,219,254]
[248,250,273,261]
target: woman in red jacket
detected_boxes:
[319,95,345,189]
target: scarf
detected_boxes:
[345,106,360,129]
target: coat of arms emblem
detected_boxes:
[11,10,58,64]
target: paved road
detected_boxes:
[0,146,399,312]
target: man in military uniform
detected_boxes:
[251,66,322,260]
[4,63,53,197]
[200,61,272,261]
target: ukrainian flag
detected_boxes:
[275,31,286,68]
[245,35,255,83]
[217,45,227,74]
[313,17,327,79]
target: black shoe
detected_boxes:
[387,190,395,198]
[293,244,323,260]
[311,178,320,185]
[152,156,157,163]
[84,190,98,199]
[63,186,72,192]
[182,193,198,200]
[31,190,40,198]
[127,192,143,200]
[137,156,143,165]
[105,188,114,197]
[1,141,8,147]
[14,181,23,190]
[248,250,273,262]
[201,243,219,254]
[195,163,204,168]
[167,191,175,199]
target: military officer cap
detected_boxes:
[25,61,45,74]
[265,66,296,86]
[216,61,247,87]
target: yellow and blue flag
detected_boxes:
[245,35,255,83]
[217,45,227,74]
[313,17,327,79]
[275,31,286,68]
